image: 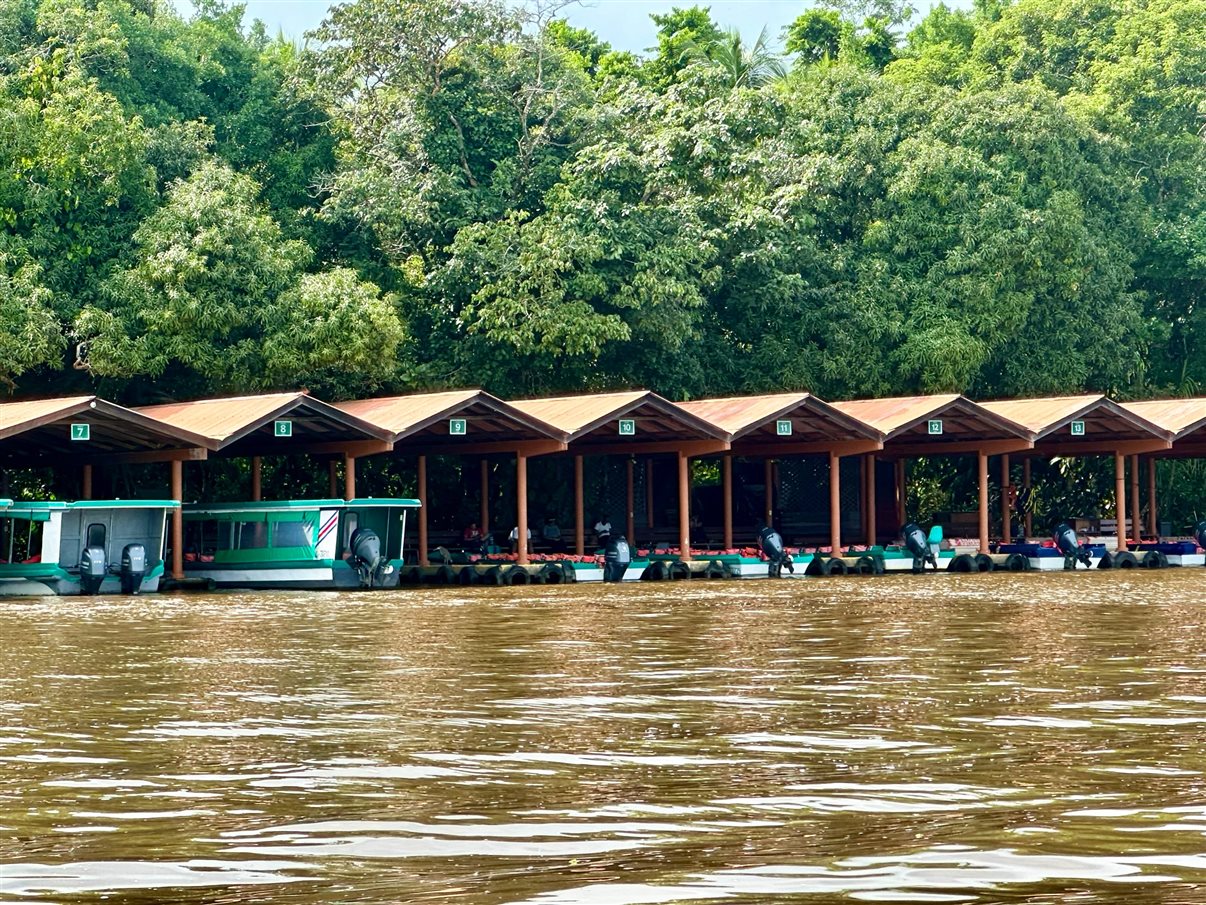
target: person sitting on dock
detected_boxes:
[542,516,564,552]
[462,522,484,554]
[508,525,531,554]
[593,514,612,547]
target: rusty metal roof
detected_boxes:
[0,395,214,462]
[1120,398,1206,438]
[136,392,392,454]
[511,391,728,446]
[679,393,881,442]
[981,395,1170,444]
[336,390,566,445]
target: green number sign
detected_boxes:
[449,418,467,435]
[1070,420,1085,436]
[927,419,944,435]
[70,423,90,441]
[274,420,292,437]
[776,419,793,436]
[618,419,636,436]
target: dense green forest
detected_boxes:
[1,0,1203,405]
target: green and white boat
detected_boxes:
[0,499,178,596]
[181,498,420,590]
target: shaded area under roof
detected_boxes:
[0,396,213,465]
[335,390,567,454]
[679,393,882,455]
[510,391,729,454]
[981,395,1172,455]
[831,395,1032,455]
[136,392,393,457]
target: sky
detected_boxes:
[174,0,972,51]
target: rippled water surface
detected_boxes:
[3,571,1206,904]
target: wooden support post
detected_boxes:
[829,451,841,555]
[1147,457,1157,538]
[865,454,876,546]
[81,464,93,501]
[895,458,907,529]
[328,459,338,498]
[1023,458,1032,539]
[722,455,733,550]
[344,454,356,501]
[1130,453,1141,544]
[978,450,989,555]
[1000,454,1011,543]
[858,456,868,541]
[170,459,183,580]
[645,458,655,538]
[250,456,262,502]
[574,454,585,556]
[626,458,635,543]
[516,452,528,565]
[418,455,429,566]
[480,458,489,535]
[764,458,774,526]
[678,452,691,561]
[1115,452,1127,552]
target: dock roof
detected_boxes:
[510,391,729,455]
[679,393,882,455]
[0,395,213,465]
[136,392,393,457]
[335,390,567,455]
[1121,398,1206,458]
[981,395,1172,455]
[830,395,1032,455]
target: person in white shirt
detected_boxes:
[593,515,612,546]
[508,525,532,554]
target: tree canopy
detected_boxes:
[0,0,1201,403]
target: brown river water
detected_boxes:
[2,570,1206,904]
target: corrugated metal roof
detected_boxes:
[336,390,483,435]
[137,393,302,442]
[509,391,651,434]
[1121,398,1206,438]
[679,393,813,434]
[830,395,963,435]
[679,393,881,441]
[0,396,96,438]
[979,395,1105,433]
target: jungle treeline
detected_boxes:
[1,0,1203,406]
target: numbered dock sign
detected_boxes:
[70,423,90,441]
[928,419,944,435]
[274,420,292,438]
[449,418,467,435]
[776,419,793,436]
[1070,420,1085,436]
[618,419,636,436]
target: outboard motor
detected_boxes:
[1195,520,1206,553]
[79,545,107,595]
[120,544,147,595]
[1053,522,1092,570]
[604,535,631,583]
[348,527,389,588]
[902,523,937,572]
[758,525,794,578]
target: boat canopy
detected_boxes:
[346,498,421,509]
[69,500,180,509]
[2,501,68,521]
[185,499,420,518]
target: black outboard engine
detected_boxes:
[902,523,937,572]
[120,544,147,595]
[79,545,107,595]
[1053,522,1092,570]
[604,535,631,583]
[1195,521,1206,553]
[348,527,388,588]
[758,525,794,578]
